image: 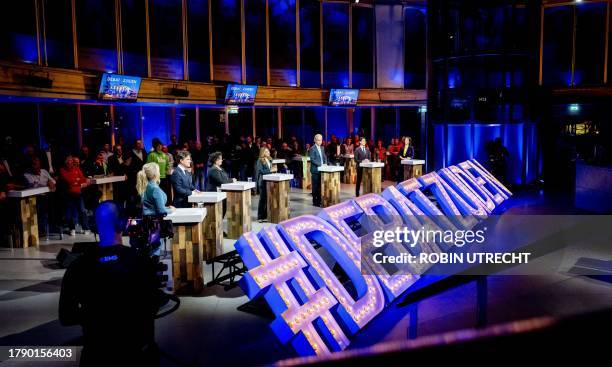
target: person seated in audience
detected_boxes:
[101,143,113,162]
[325,135,340,165]
[341,137,354,156]
[191,141,207,190]
[90,152,108,177]
[276,142,293,173]
[23,157,56,237]
[108,144,129,208]
[60,156,91,236]
[137,162,175,217]
[79,145,94,177]
[256,147,275,223]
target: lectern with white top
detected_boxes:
[166,207,207,295]
[188,192,226,259]
[318,165,344,207]
[263,173,293,223]
[401,159,425,180]
[360,162,385,194]
[221,181,256,239]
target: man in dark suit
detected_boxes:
[309,134,327,207]
[354,137,371,197]
[170,150,198,208]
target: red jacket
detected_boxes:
[60,167,87,195]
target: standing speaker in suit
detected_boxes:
[170,150,198,208]
[308,134,327,207]
[354,137,371,197]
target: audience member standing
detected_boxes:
[60,156,91,236]
[146,139,170,204]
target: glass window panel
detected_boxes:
[212,0,241,82]
[44,0,74,68]
[245,0,267,85]
[149,0,184,79]
[299,0,321,87]
[256,108,277,139]
[282,108,302,142]
[75,0,117,72]
[374,108,396,144]
[542,6,573,86]
[41,103,79,156]
[122,0,148,77]
[574,2,606,86]
[199,108,225,139]
[269,0,297,86]
[403,6,426,89]
[0,2,38,63]
[187,0,211,82]
[352,6,374,89]
[81,105,113,151]
[323,3,349,88]
[115,106,143,148]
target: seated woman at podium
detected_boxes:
[256,147,275,223]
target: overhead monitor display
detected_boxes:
[98,73,142,101]
[225,84,258,105]
[329,89,359,106]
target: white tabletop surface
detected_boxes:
[272,159,286,164]
[8,186,50,198]
[401,159,426,165]
[263,173,294,181]
[293,156,310,162]
[343,154,355,159]
[360,162,385,168]
[221,181,256,191]
[188,192,227,203]
[166,207,207,224]
[318,165,345,173]
[90,175,127,184]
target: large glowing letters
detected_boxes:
[235,160,512,357]
[235,227,350,355]
[318,196,416,301]
[278,215,386,335]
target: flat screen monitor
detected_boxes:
[98,73,142,101]
[225,84,258,105]
[329,89,359,106]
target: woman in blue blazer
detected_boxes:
[137,163,175,216]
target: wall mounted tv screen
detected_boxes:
[98,73,142,101]
[225,84,258,105]
[329,89,359,106]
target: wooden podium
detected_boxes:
[90,175,127,201]
[318,165,344,207]
[166,208,207,295]
[221,181,256,239]
[343,154,356,184]
[188,192,226,260]
[263,173,293,223]
[401,159,425,180]
[8,187,50,247]
[360,162,385,194]
[294,156,311,190]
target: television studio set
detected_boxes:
[1,0,612,366]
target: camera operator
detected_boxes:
[59,201,160,367]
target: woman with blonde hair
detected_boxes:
[137,162,175,216]
[255,147,275,222]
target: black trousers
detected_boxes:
[356,167,364,197]
[257,182,267,220]
[311,172,321,206]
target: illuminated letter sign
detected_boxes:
[234,160,511,356]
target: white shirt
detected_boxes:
[24,169,55,188]
[132,149,143,161]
